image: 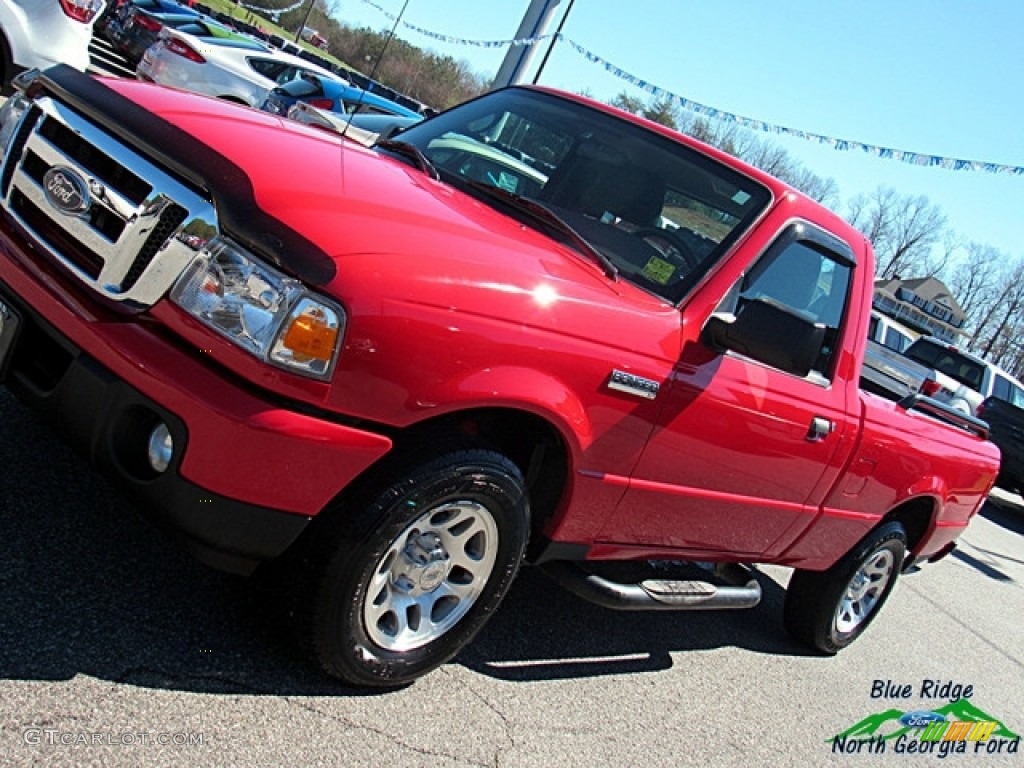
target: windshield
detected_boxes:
[392,88,771,303]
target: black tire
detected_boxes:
[303,449,529,687]
[784,521,906,654]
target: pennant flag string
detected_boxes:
[340,0,1024,175]
[555,38,1024,176]
[238,0,306,22]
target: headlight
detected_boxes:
[0,93,33,162]
[171,237,344,380]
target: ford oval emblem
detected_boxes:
[42,166,90,215]
[899,710,946,729]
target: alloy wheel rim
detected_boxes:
[363,499,499,651]
[833,548,895,635]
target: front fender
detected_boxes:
[431,365,593,456]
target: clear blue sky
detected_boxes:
[333,0,1023,265]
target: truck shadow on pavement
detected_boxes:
[461,565,799,682]
[944,494,1024,583]
[0,392,808,696]
[981,491,1024,536]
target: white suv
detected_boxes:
[903,336,1024,416]
[0,0,106,87]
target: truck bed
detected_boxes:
[861,338,931,400]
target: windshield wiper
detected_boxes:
[461,179,618,280]
[375,139,440,181]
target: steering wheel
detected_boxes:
[632,227,702,272]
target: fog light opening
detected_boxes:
[147,423,174,473]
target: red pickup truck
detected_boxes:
[0,66,999,687]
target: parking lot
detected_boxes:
[0,34,1022,768]
[0,383,1022,767]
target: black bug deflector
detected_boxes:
[28,65,336,287]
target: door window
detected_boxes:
[732,223,853,379]
[992,374,1024,406]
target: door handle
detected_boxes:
[807,416,835,442]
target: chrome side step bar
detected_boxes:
[540,561,762,611]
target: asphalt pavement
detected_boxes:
[1,384,1022,768]
[0,37,1022,768]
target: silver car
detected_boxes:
[287,101,423,146]
[136,26,339,107]
[0,0,106,85]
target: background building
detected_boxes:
[873,277,967,343]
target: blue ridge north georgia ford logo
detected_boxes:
[42,166,90,215]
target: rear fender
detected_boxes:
[900,473,948,505]
[778,478,947,572]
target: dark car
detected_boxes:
[111,10,216,65]
[978,395,1024,493]
[261,72,422,121]
[100,0,199,41]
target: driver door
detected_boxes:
[598,222,861,557]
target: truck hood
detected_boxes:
[101,78,681,358]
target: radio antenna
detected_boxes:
[341,0,411,140]
[533,0,575,84]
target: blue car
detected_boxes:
[261,73,422,121]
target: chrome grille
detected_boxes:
[0,95,217,311]
[0,104,39,197]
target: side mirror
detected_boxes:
[702,298,825,378]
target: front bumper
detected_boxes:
[0,230,392,574]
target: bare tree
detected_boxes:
[845,189,890,247]
[738,140,793,178]
[845,187,946,279]
[610,92,645,115]
[968,258,1024,365]
[641,96,680,130]
[609,94,840,207]
[678,115,744,156]
[788,168,841,208]
[947,241,1002,320]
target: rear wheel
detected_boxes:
[784,522,906,654]
[304,449,530,687]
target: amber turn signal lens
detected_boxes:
[282,308,339,361]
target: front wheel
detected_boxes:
[307,449,530,687]
[784,522,906,654]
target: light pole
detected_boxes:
[294,0,316,43]
[492,0,564,88]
